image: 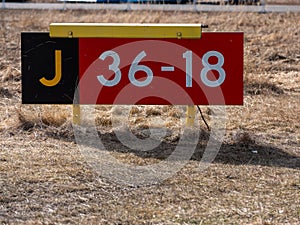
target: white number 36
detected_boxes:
[97,50,152,87]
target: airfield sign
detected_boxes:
[21,23,243,105]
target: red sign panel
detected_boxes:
[79,32,243,105]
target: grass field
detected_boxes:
[16,0,300,4]
[0,9,299,224]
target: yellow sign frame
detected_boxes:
[50,23,202,39]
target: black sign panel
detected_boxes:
[21,33,79,104]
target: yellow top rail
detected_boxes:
[50,23,202,39]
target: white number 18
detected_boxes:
[183,50,226,88]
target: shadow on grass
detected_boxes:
[245,81,284,95]
[46,126,299,170]
[212,142,299,169]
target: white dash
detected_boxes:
[161,66,175,72]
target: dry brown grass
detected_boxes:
[267,0,300,4]
[0,9,299,224]
[27,0,300,4]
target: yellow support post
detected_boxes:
[49,23,202,39]
[73,104,80,125]
[186,105,196,127]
